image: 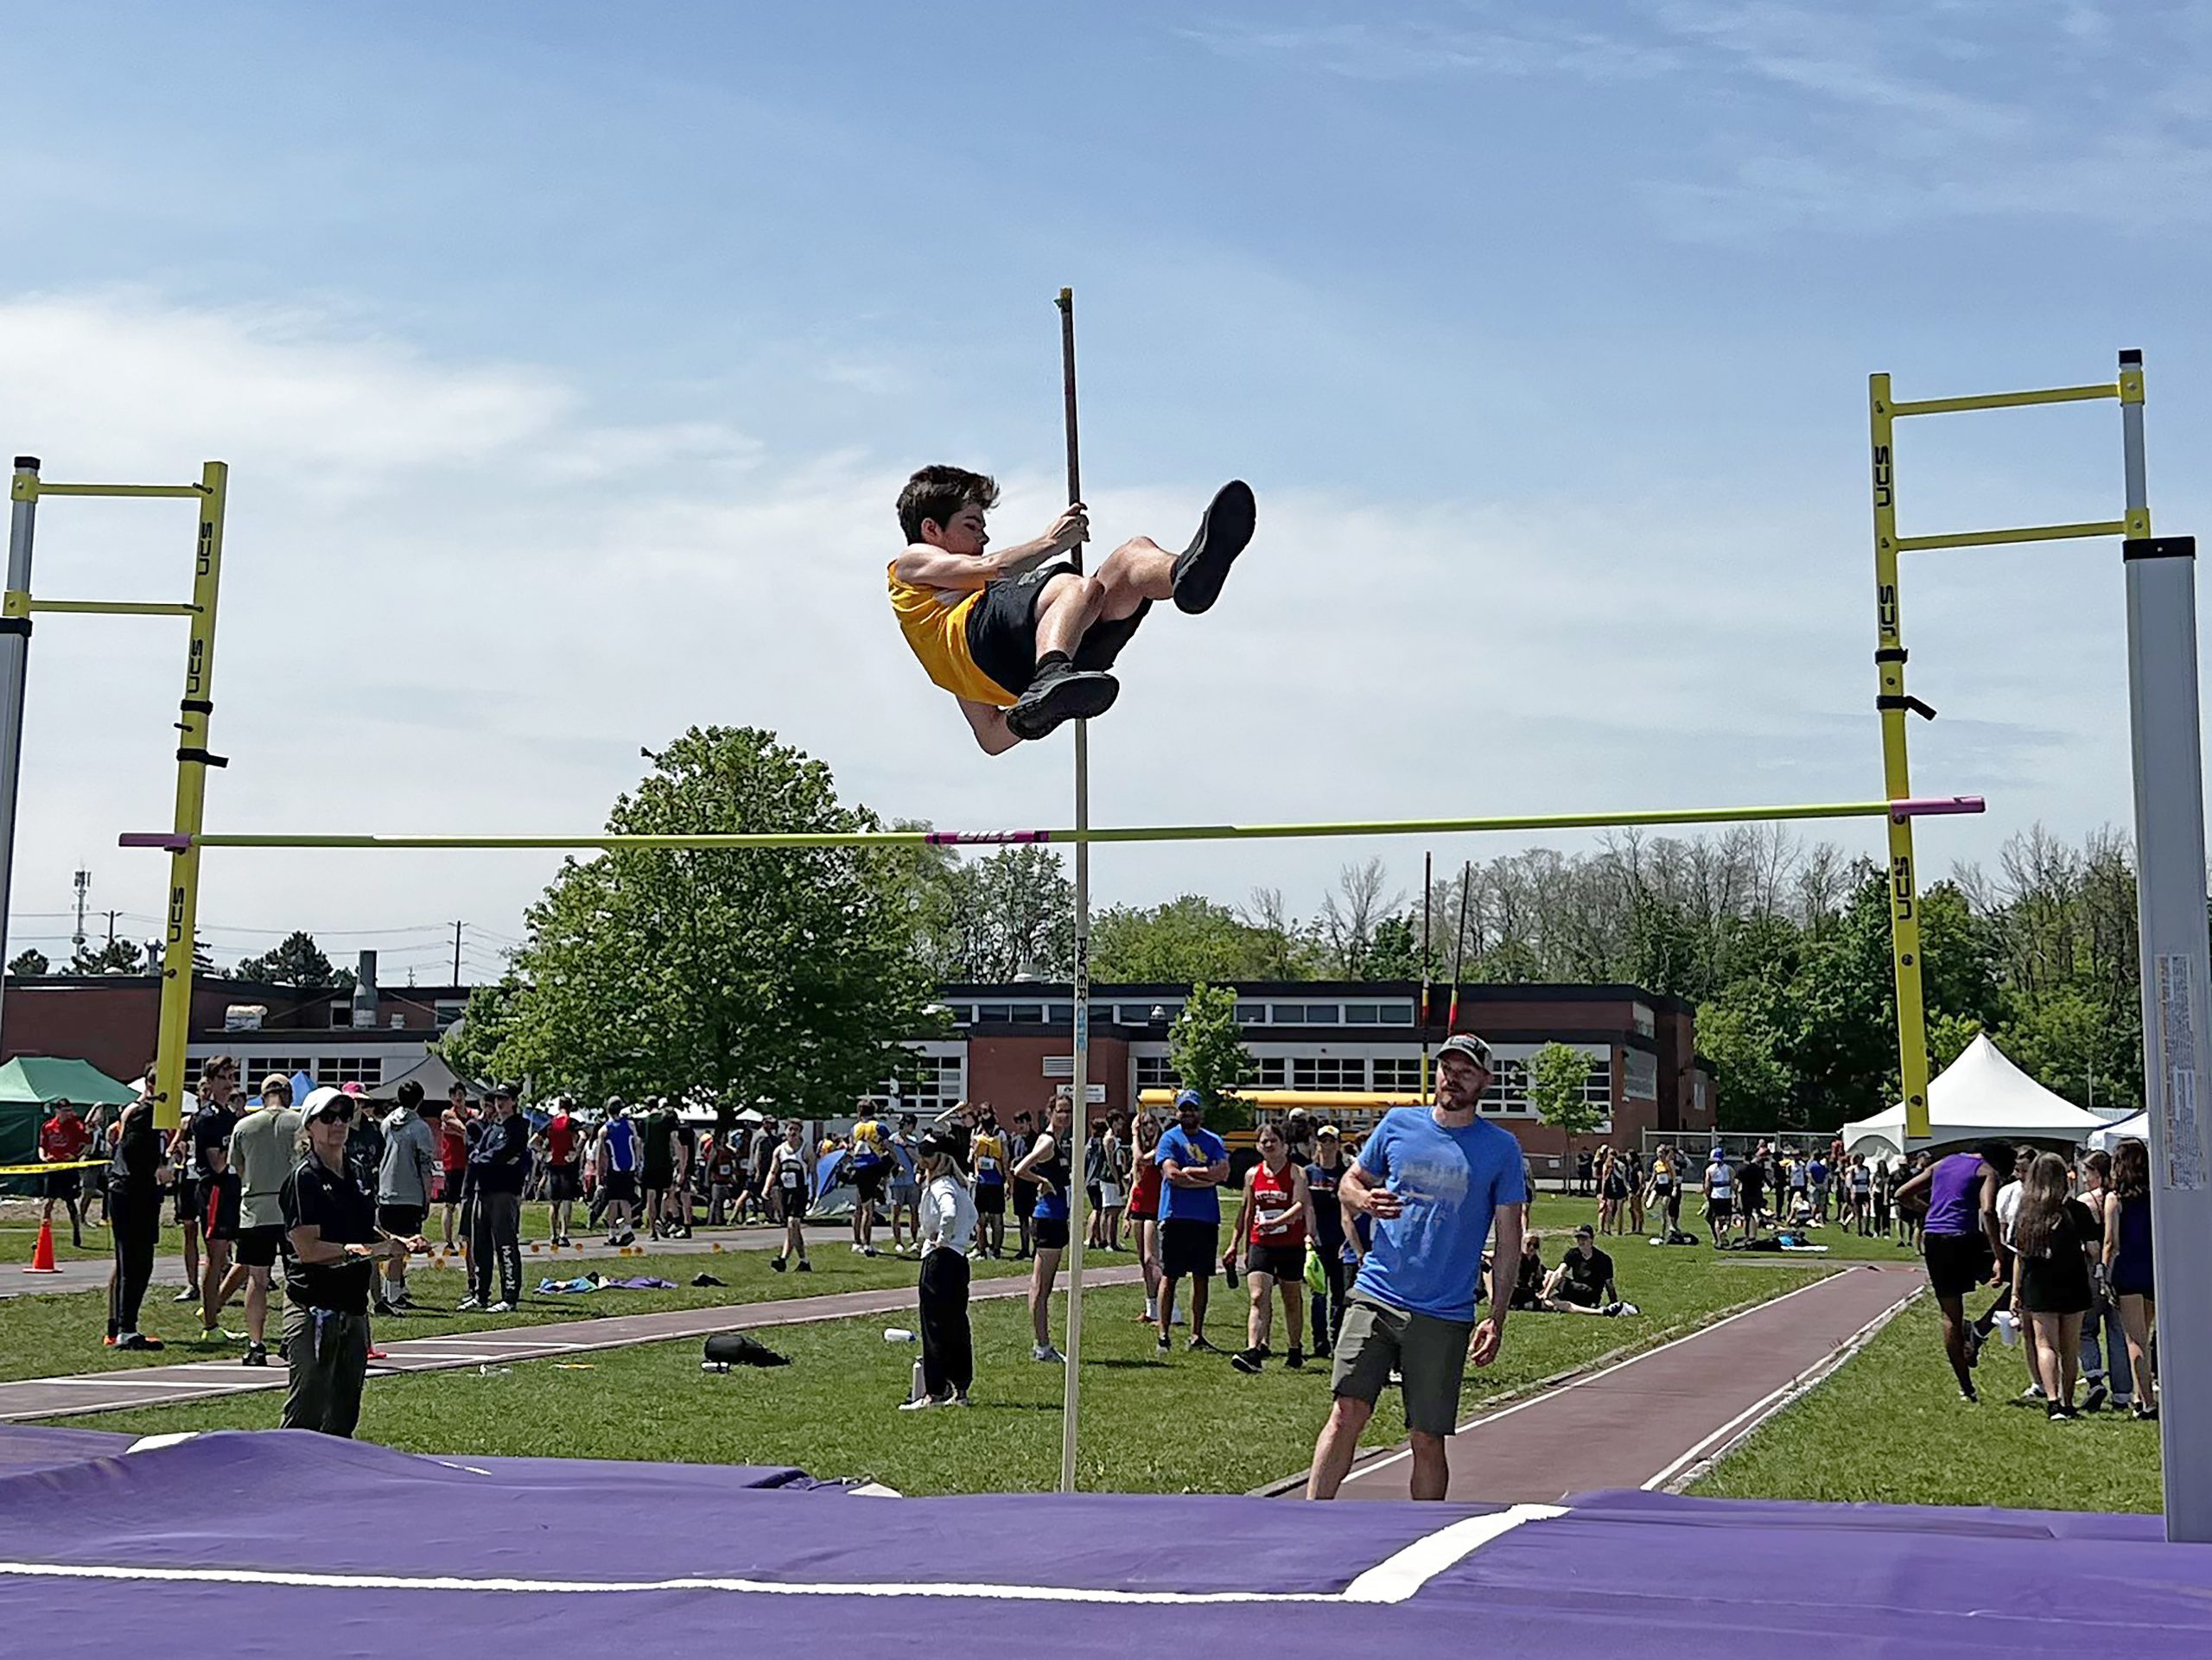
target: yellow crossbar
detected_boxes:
[1888,384,2120,417]
[28,599,198,617]
[10,480,210,500]
[1895,518,2126,553]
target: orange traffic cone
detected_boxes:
[23,1218,60,1274]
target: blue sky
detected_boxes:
[2,1,2208,983]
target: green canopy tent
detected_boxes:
[0,1057,138,1197]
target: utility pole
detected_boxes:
[71,868,89,949]
[104,910,118,948]
[452,920,463,986]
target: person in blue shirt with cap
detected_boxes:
[1306,1033,1527,1501]
[1153,1088,1230,1356]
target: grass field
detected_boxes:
[0,1199,684,1263]
[1688,1292,2164,1513]
[0,1243,1033,1383]
[37,1245,1829,1493]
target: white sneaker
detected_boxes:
[898,1394,945,1412]
[454,1297,484,1312]
[486,1301,516,1314]
[1033,1344,1065,1364]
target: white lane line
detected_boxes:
[19,1376,252,1390]
[1342,1273,1852,1485]
[0,1508,1564,1606]
[1639,1284,1922,1492]
[1339,1504,1564,1601]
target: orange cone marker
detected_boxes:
[24,1218,60,1274]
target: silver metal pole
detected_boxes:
[2116,349,2212,1542]
[0,457,42,1035]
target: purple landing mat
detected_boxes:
[0,1431,2207,1660]
[0,1423,136,1473]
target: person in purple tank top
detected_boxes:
[1894,1142,2011,1402]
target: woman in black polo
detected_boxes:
[282,1090,423,1437]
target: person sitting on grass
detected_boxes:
[1538,1224,1632,1316]
[887,467,1256,750]
[1508,1230,1548,1312]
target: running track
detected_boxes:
[1333,1262,1919,1500]
[0,1264,1144,1421]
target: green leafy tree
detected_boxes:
[1093,895,1300,984]
[1928,1012,1983,1071]
[1525,1041,1605,1141]
[448,727,938,1120]
[906,844,1073,982]
[235,930,353,988]
[1697,993,1796,1130]
[6,948,48,977]
[1168,982,1254,1130]
[1361,913,1425,982]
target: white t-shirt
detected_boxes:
[1996,1180,2023,1248]
[919,1173,977,1257]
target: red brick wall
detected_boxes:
[963,1034,1132,1120]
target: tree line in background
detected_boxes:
[4,722,2156,1137]
[899,820,2155,1132]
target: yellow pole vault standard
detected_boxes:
[130,796,1984,855]
[1869,355,2151,1143]
[150,463,229,1132]
[1868,377,1934,1142]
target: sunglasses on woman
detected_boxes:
[313,1103,355,1125]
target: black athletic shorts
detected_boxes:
[43,1169,81,1201]
[1553,1277,1602,1308]
[1013,1179,1038,1219]
[234,1223,285,1269]
[172,1177,202,1227]
[778,1186,810,1226]
[1923,1231,1991,1301]
[973,1180,1006,1215]
[854,1163,888,1205]
[548,1166,582,1201]
[1247,1242,1306,1282]
[965,562,1150,699]
[1033,1214,1071,1251]
[602,1170,638,1204]
[1160,1217,1219,1282]
[378,1203,425,1237]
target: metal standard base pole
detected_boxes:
[0,459,41,1037]
[1056,284,1088,1496]
[2118,352,2211,1542]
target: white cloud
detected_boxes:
[0,291,2158,976]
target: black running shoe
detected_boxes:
[242,1341,268,1368]
[1285,1346,1305,1370]
[1007,659,1119,741]
[1170,480,1256,615]
[1230,1347,1266,1375]
[770,1256,787,1274]
[796,1258,812,1273]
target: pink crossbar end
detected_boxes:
[925,830,1049,846]
[1891,796,1985,819]
[119,832,191,851]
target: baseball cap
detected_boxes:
[489,1081,517,1101]
[1574,1223,1595,1238]
[1173,1088,1204,1110]
[1317,1123,1340,1141]
[1438,1033,1495,1071]
[918,1130,952,1160]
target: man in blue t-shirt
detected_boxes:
[1154,1089,1230,1355]
[1307,1033,1527,1501]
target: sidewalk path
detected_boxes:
[1,1224,809,1301]
[1333,1263,1919,1502]
[0,1264,1143,1422]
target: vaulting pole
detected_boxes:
[1056,286,1089,1495]
[1419,851,1434,1099]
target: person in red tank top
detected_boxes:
[1126,1115,1166,1325]
[1227,1122,1317,1375]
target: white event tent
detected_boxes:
[2088,1108,2152,1152]
[1841,1034,2113,1157]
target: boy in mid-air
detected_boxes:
[888,467,1255,752]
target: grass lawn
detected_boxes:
[39,1249,1830,1494]
[1688,1292,2164,1513]
[0,1217,115,1264]
[0,1241,1033,1383]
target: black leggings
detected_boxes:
[107,1187,161,1338]
[918,1248,973,1398]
